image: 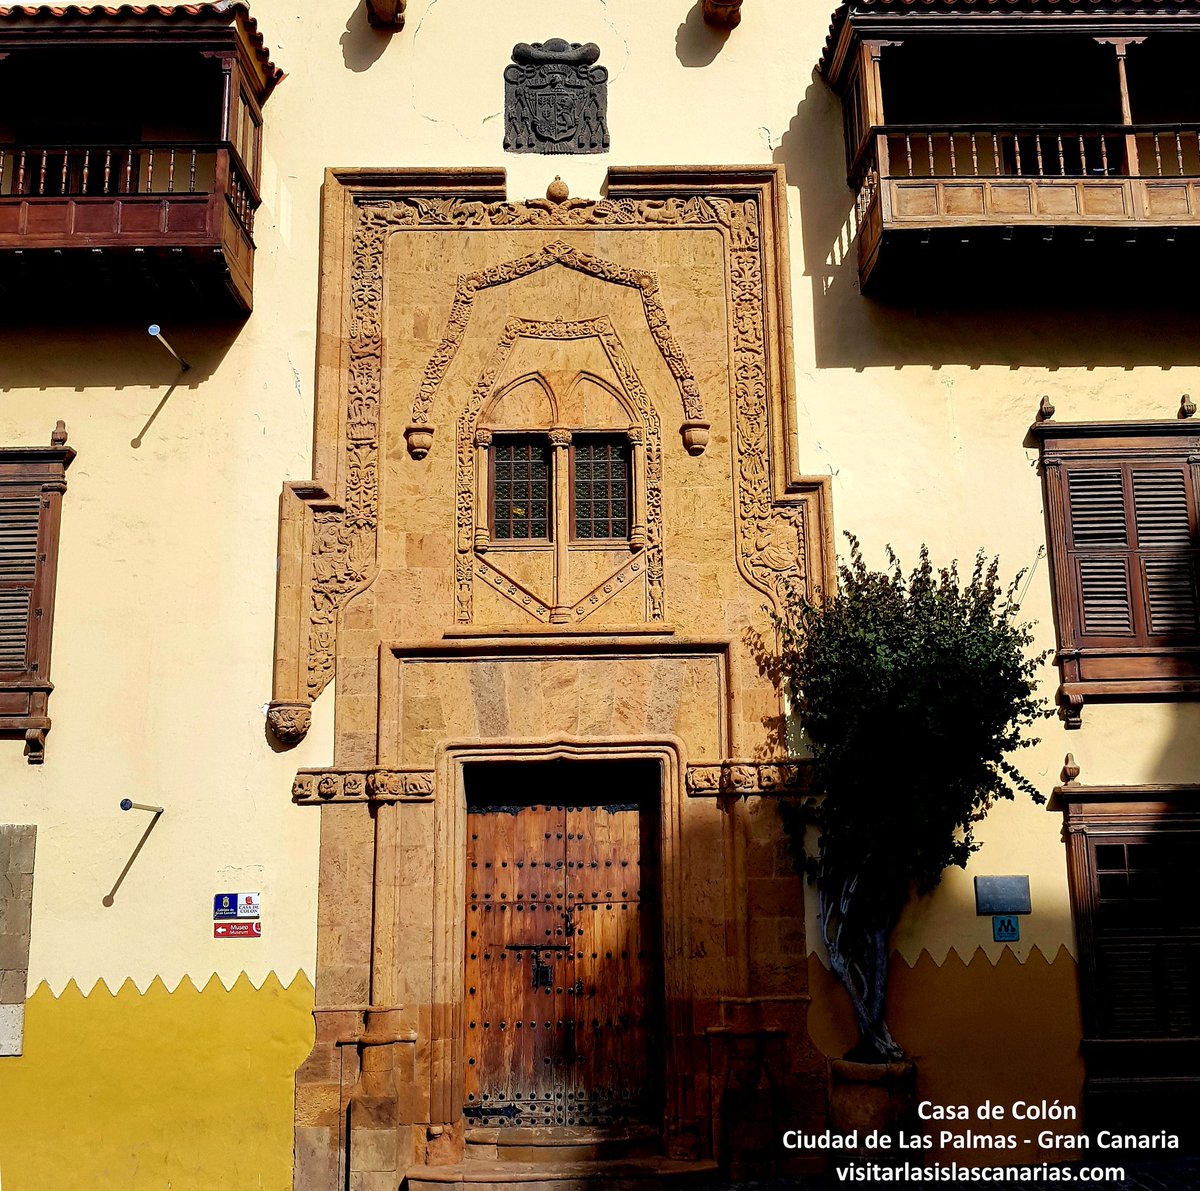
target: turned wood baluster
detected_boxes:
[59,151,68,195]
[1154,132,1164,177]
[124,149,133,194]
[949,132,957,177]
[167,148,176,194]
[1078,134,1087,176]
[1175,130,1184,176]
[38,149,46,196]
[1035,133,1045,177]
[81,149,90,193]
[189,149,198,194]
[970,132,979,177]
[904,133,913,177]
[926,132,935,176]
[146,147,155,193]
[1101,136,1110,176]
[103,149,112,195]
[993,133,1001,176]
[1014,135,1024,176]
[17,151,26,195]
[1056,134,1065,176]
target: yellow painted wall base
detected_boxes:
[809,947,1085,1162]
[0,972,314,1191]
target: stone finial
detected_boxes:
[1180,393,1196,420]
[546,176,570,204]
[1062,753,1080,784]
[1036,395,1055,422]
[405,424,435,460]
[703,0,744,29]
[51,420,67,446]
[680,420,710,456]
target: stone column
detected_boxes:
[548,427,572,623]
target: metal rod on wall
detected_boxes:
[147,324,191,372]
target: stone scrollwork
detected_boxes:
[407,237,705,430]
[453,316,664,625]
[685,761,810,797]
[292,769,437,805]
[301,185,810,699]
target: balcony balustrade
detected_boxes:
[853,122,1200,290]
[0,140,259,313]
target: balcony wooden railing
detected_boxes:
[0,140,258,234]
[873,123,1200,183]
[0,140,261,311]
[851,123,1200,290]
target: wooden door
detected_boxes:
[464,790,660,1128]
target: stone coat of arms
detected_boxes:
[504,39,609,155]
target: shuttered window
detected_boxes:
[1036,422,1200,722]
[1065,461,1199,645]
[0,494,41,674]
[0,425,73,764]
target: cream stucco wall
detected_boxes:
[0,0,1194,1017]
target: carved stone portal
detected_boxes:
[504,39,609,155]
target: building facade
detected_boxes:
[0,2,1196,1189]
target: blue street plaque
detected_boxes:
[214,893,238,919]
[993,914,1020,943]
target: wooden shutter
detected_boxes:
[1066,461,1199,644]
[0,491,41,676]
[1133,467,1199,637]
[0,426,73,764]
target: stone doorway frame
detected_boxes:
[410,736,693,1151]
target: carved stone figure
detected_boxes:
[504,40,609,155]
[268,701,311,745]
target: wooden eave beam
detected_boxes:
[844,12,1200,40]
[367,0,406,30]
[0,17,281,103]
[824,9,1200,90]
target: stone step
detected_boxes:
[404,1156,720,1191]
[464,1125,661,1164]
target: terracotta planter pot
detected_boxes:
[829,1058,918,1151]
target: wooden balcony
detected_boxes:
[855,123,1200,292]
[0,140,260,315]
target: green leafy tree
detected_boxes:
[774,537,1049,1061]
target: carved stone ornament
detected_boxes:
[301,186,809,703]
[702,0,744,29]
[404,424,434,459]
[268,700,312,745]
[686,761,810,797]
[292,768,435,804]
[453,315,666,625]
[504,40,609,155]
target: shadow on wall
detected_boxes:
[1144,700,1200,784]
[777,78,1200,370]
[0,322,239,394]
[675,2,730,69]
[342,1,392,73]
